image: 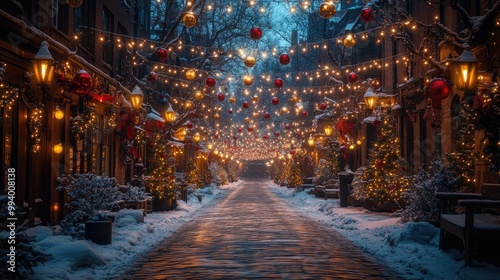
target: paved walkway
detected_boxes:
[122,179,401,279]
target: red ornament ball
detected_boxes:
[156,48,169,61]
[263,135,269,139]
[217,93,225,101]
[376,160,384,168]
[186,121,193,129]
[360,7,374,23]
[206,77,216,87]
[233,136,238,140]
[228,108,233,114]
[250,27,262,40]
[275,131,280,137]
[264,112,270,119]
[302,110,308,117]
[428,78,450,101]
[348,72,359,83]
[272,97,279,105]
[279,54,290,65]
[247,126,254,132]
[242,101,249,108]
[214,134,219,138]
[237,127,243,132]
[285,124,290,130]
[274,78,284,88]
[147,71,158,83]
[72,69,93,95]
[319,103,327,110]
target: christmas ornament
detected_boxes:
[186,121,193,129]
[243,74,253,86]
[272,97,279,105]
[244,117,250,123]
[348,72,359,83]
[185,69,196,80]
[238,127,243,132]
[194,91,203,100]
[360,7,374,23]
[71,69,93,95]
[182,12,197,28]
[252,95,260,102]
[285,124,290,130]
[427,78,451,101]
[376,160,384,168]
[242,101,249,108]
[302,110,308,117]
[250,27,262,39]
[343,34,356,48]
[318,1,336,19]
[229,95,236,103]
[217,93,225,101]
[264,112,270,119]
[206,77,216,87]
[279,54,290,65]
[319,103,327,110]
[274,78,284,88]
[233,136,238,140]
[290,95,299,103]
[247,126,254,132]
[244,56,256,67]
[275,131,280,136]
[156,48,168,61]
[67,0,83,8]
[263,135,269,139]
[214,113,220,119]
[228,108,233,114]
[147,71,158,83]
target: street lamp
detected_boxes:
[31,41,54,86]
[452,49,479,90]
[193,132,201,142]
[164,105,176,123]
[324,125,333,136]
[363,87,377,110]
[129,85,144,110]
[307,135,314,146]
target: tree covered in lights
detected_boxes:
[287,158,303,188]
[446,95,478,192]
[476,88,500,179]
[314,138,345,183]
[185,158,199,186]
[274,159,289,186]
[147,130,177,199]
[360,113,410,211]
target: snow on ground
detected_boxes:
[29,179,500,280]
[31,181,243,280]
[268,182,500,280]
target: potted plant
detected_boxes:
[58,173,119,245]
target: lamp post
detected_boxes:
[129,85,144,110]
[164,104,176,123]
[363,87,377,110]
[452,49,479,92]
[31,41,55,88]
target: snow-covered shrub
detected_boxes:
[400,158,460,223]
[351,167,367,201]
[122,184,148,201]
[58,174,120,238]
[208,161,229,185]
[314,158,335,184]
[0,196,49,279]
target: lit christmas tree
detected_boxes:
[446,94,477,192]
[147,130,177,199]
[185,158,199,186]
[287,158,303,188]
[361,112,410,211]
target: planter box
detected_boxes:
[85,220,112,245]
[153,197,177,211]
[125,199,147,210]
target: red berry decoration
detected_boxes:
[275,131,280,136]
[250,27,262,40]
[428,78,451,101]
[242,101,249,108]
[285,124,290,130]
[72,69,93,95]
[274,78,284,88]
[217,93,225,101]
[186,121,193,129]
[264,112,270,119]
[302,110,308,117]
[147,71,158,83]
[228,108,233,114]
[360,7,374,23]
[348,72,359,83]
[319,103,327,110]
[206,77,216,87]
[156,48,169,61]
[279,54,290,65]
[272,97,279,105]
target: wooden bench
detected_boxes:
[314,179,339,199]
[436,183,500,266]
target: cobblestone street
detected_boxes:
[122,179,401,279]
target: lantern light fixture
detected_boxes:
[54,106,64,120]
[129,85,144,110]
[53,143,63,154]
[324,125,333,136]
[363,87,377,109]
[193,132,201,142]
[32,41,55,86]
[308,136,314,146]
[452,49,479,90]
[164,105,176,123]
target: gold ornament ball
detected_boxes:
[252,95,260,102]
[244,56,256,67]
[53,143,64,154]
[290,95,299,103]
[318,2,336,19]
[343,34,356,48]
[243,74,253,86]
[214,113,220,119]
[229,95,236,104]
[185,69,196,80]
[194,91,204,100]
[244,117,250,123]
[182,12,197,28]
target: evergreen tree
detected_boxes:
[185,158,199,186]
[287,158,303,188]
[360,112,410,211]
[446,95,477,192]
[147,130,177,199]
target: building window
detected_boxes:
[117,24,128,78]
[74,2,95,52]
[52,0,69,33]
[102,7,114,66]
